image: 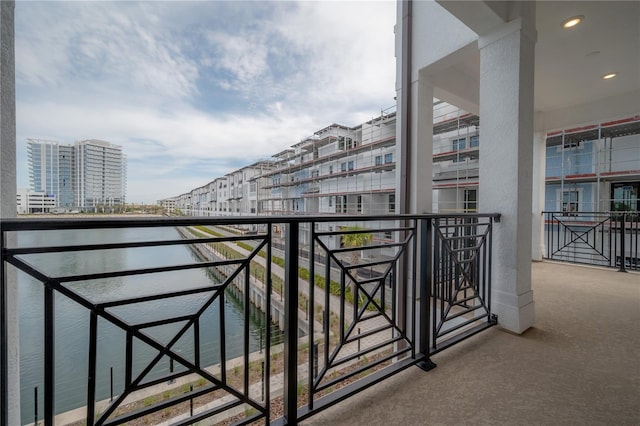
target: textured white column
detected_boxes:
[478,13,536,334]
[410,76,434,214]
[1,1,20,424]
[532,131,547,261]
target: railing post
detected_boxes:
[44,282,55,425]
[1,233,7,426]
[283,221,299,424]
[417,218,436,371]
[618,213,627,273]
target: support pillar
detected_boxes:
[1,1,19,425]
[478,10,536,334]
[409,76,434,214]
[532,131,547,261]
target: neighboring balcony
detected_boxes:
[2,213,499,425]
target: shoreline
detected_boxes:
[16,213,165,219]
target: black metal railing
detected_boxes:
[1,214,499,425]
[543,211,639,271]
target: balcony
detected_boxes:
[2,213,499,425]
[302,260,640,425]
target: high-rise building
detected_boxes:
[27,139,74,208]
[27,139,126,212]
[74,140,127,211]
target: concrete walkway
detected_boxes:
[302,261,640,425]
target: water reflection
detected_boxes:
[17,227,276,424]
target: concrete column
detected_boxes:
[409,75,434,214]
[1,1,20,424]
[478,11,536,334]
[532,131,547,261]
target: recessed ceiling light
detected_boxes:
[562,15,584,28]
[602,73,617,80]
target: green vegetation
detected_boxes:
[187,226,379,311]
[340,226,373,266]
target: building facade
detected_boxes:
[27,139,74,208]
[27,139,127,212]
[16,188,56,214]
[163,106,639,221]
[544,116,640,213]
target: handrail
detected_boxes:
[1,213,499,425]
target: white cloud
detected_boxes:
[15,1,397,203]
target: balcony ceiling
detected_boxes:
[436,1,639,116]
[534,1,639,112]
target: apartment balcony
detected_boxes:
[302,260,640,425]
[2,213,502,425]
[2,217,637,426]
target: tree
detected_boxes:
[341,226,373,307]
[341,226,372,266]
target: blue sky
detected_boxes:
[15,1,397,204]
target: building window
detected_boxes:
[329,197,333,207]
[464,189,477,212]
[348,161,355,170]
[563,141,581,150]
[341,162,347,172]
[562,190,579,215]
[338,136,345,150]
[611,182,639,212]
[336,196,347,213]
[470,135,479,148]
[453,138,466,151]
[329,165,333,174]
[375,155,382,166]
[389,194,396,213]
[384,153,393,164]
[357,195,362,213]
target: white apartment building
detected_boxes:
[165,105,478,220]
[159,197,178,214]
[16,188,56,214]
[74,139,127,212]
[27,139,127,213]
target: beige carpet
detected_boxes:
[302,261,640,425]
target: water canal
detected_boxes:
[16,226,276,424]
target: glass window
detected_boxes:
[375,155,382,166]
[341,162,347,172]
[453,138,466,151]
[389,194,396,213]
[470,135,479,148]
[611,182,639,212]
[338,136,345,150]
[562,190,579,215]
[384,153,393,164]
[464,189,477,212]
[348,161,354,170]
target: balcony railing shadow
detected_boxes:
[1,213,498,425]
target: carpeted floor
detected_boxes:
[302,261,640,425]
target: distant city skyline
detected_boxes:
[14,1,396,204]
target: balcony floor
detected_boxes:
[303,261,640,425]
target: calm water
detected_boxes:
[17,227,271,424]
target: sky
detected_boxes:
[14,0,397,204]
